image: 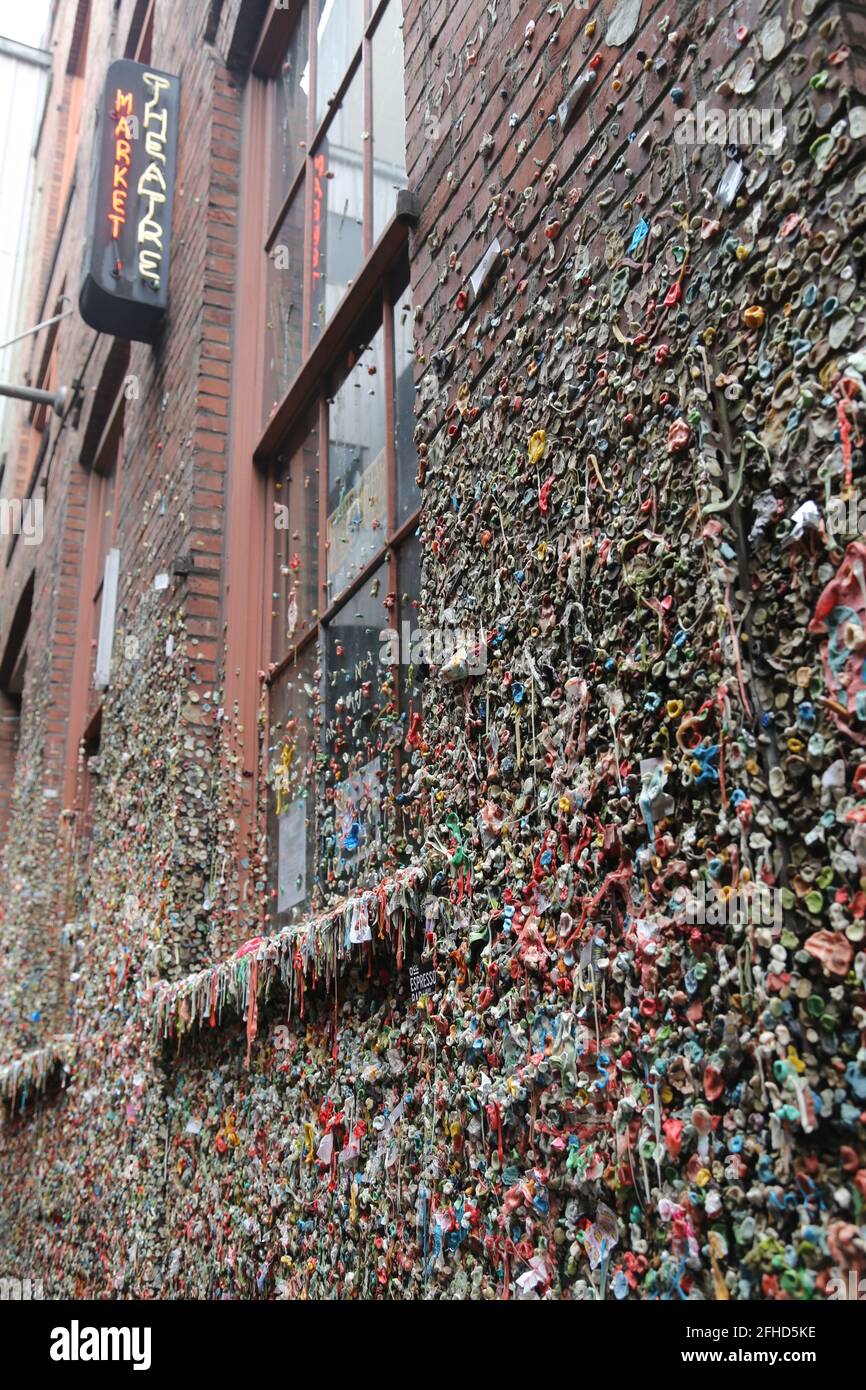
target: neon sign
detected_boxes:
[80,60,181,344]
[312,153,325,288]
[108,89,133,248]
[137,72,172,290]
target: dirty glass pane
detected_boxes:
[393,296,419,523]
[267,641,320,921]
[321,563,396,892]
[396,531,424,861]
[270,2,310,219]
[326,324,387,599]
[396,529,423,744]
[264,183,306,422]
[315,0,363,129]
[372,0,408,241]
[310,68,364,341]
[93,468,117,601]
[272,410,320,660]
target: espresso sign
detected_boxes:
[409,964,437,1003]
[79,59,180,343]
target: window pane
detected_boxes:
[372,0,408,242]
[393,297,419,523]
[270,3,310,219]
[93,468,117,599]
[315,0,363,128]
[322,564,396,893]
[272,410,320,659]
[396,532,424,860]
[397,529,422,718]
[268,644,320,920]
[326,326,387,598]
[264,186,307,422]
[310,69,364,341]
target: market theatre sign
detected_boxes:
[79,59,180,344]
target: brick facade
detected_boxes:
[1,0,866,1302]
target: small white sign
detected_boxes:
[95,549,120,689]
[278,798,307,912]
[470,237,501,300]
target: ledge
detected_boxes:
[153,865,430,1055]
[0,1036,77,1109]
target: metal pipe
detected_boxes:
[0,300,73,354]
[0,382,68,417]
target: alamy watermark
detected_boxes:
[827,492,866,538]
[0,1275,44,1299]
[0,498,43,546]
[379,623,487,676]
[671,880,782,928]
[50,1321,151,1371]
[674,102,784,146]
[826,1268,866,1300]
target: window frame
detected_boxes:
[260,0,406,374]
[85,407,123,712]
[267,280,418,682]
[63,382,125,810]
[252,1,420,913]
[125,0,155,63]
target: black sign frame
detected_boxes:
[79,59,181,344]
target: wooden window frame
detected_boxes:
[224,1,416,916]
[262,2,417,908]
[127,0,155,63]
[258,0,405,376]
[63,389,125,810]
[268,278,418,684]
[253,0,418,680]
[66,0,91,77]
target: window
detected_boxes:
[371,0,408,242]
[311,69,365,342]
[322,559,389,878]
[268,643,318,914]
[66,0,91,76]
[267,288,420,917]
[315,0,364,128]
[263,0,410,426]
[326,324,387,598]
[265,193,306,416]
[64,377,125,810]
[128,0,155,64]
[269,10,310,221]
[272,410,320,653]
[394,294,420,523]
[258,3,419,922]
[59,0,91,214]
[88,415,122,702]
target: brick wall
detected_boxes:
[0,0,248,1048]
